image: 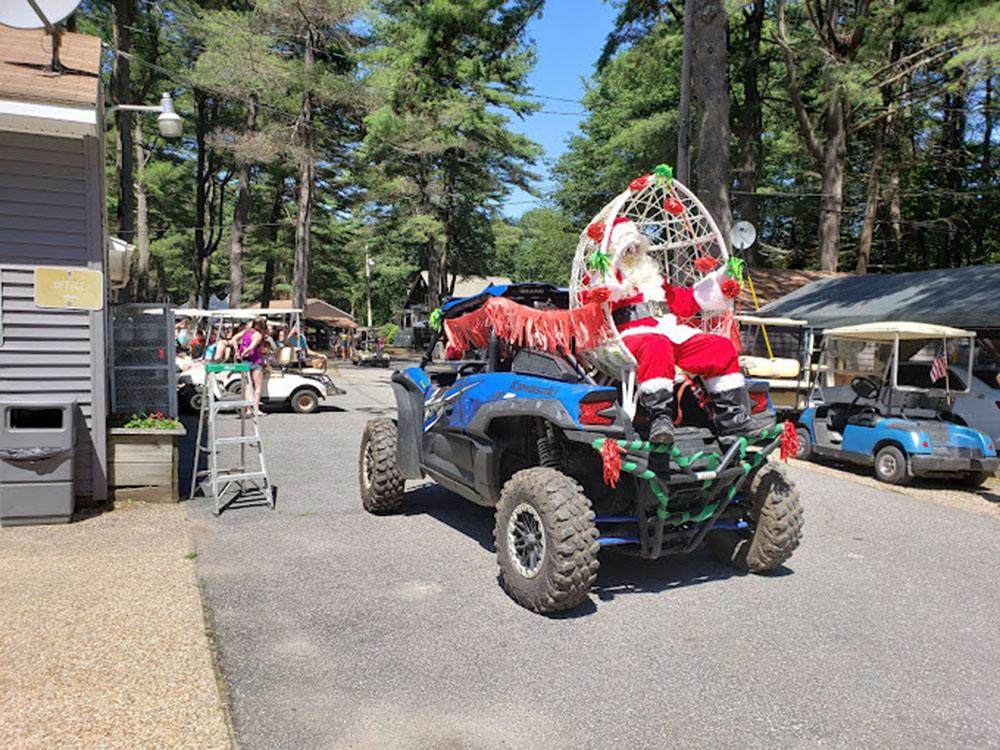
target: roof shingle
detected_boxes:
[0,26,102,108]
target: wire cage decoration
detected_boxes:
[568,168,731,406]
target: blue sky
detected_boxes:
[502,1,619,218]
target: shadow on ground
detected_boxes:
[401,483,784,614]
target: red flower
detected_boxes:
[586,221,606,242]
[629,174,651,192]
[694,255,718,273]
[580,286,611,305]
[663,197,685,216]
[581,271,591,286]
[720,278,742,299]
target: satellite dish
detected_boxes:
[0,0,82,29]
[730,220,757,251]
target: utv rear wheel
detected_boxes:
[494,467,599,613]
[962,471,990,488]
[359,419,404,514]
[874,445,909,484]
[706,465,803,574]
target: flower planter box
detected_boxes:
[108,426,186,503]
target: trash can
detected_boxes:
[0,401,76,526]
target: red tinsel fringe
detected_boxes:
[600,439,625,488]
[444,297,614,355]
[779,420,799,462]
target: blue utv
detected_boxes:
[359,283,803,613]
[796,322,998,487]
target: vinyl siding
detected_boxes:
[0,132,107,500]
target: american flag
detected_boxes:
[930,350,949,384]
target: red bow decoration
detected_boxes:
[586,221,606,243]
[600,439,625,487]
[779,420,799,462]
[720,278,742,299]
[663,197,685,216]
[629,174,651,192]
[694,255,718,273]
[579,286,611,305]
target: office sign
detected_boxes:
[34,267,104,310]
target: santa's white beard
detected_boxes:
[621,253,666,301]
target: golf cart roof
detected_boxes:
[735,314,809,327]
[825,321,976,341]
[173,307,304,319]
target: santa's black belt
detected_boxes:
[612,302,666,326]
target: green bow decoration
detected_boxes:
[726,256,745,282]
[588,248,611,274]
[428,307,443,332]
[653,163,673,185]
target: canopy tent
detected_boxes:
[756,264,1000,331]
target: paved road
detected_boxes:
[186,365,1000,750]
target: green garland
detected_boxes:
[592,423,782,523]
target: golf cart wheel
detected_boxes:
[359,419,405,514]
[494,467,599,614]
[962,471,990,488]
[706,465,803,574]
[874,444,909,484]
[225,378,243,396]
[796,427,813,460]
[290,388,320,414]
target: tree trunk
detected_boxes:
[733,0,764,265]
[817,97,846,271]
[193,93,209,307]
[292,29,316,310]
[229,93,258,310]
[676,0,695,184]
[855,119,885,274]
[984,69,993,177]
[111,0,135,243]
[260,175,285,307]
[691,0,732,244]
[133,119,150,299]
[886,166,902,268]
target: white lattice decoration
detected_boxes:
[569,175,730,387]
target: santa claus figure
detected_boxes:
[582,217,773,444]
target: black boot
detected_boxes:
[639,387,676,444]
[709,387,776,437]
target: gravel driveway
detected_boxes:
[185,364,1000,750]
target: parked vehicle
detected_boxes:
[359,283,803,613]
[351,327,391,367]
[797,322,998,486]
[176,308,343,414]
[895,362,1000,444]
[737,314,814,416]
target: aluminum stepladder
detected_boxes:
[189,362,274,515]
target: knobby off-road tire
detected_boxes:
[706,464,804,574]
[494,467,599,613]
[359,419,405,514]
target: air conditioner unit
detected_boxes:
[108,237,135,289]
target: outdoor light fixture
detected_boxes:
[106,91,184,138]
[155,93,183,138]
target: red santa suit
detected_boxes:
[589,218,744,399]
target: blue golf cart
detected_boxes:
[797,322,998,486]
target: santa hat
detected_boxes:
[609,216,642,257]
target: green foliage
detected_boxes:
[110,411,183,430]
[493,207,580,284]
[378,322,400,344]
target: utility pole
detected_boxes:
[365,249,374,327]
[676,0,694,184]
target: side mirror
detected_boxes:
[851,377,879,400]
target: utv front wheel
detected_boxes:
[706,464,804,573]
[359,419,404,514]
[494,467,599,613]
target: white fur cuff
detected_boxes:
[704,372,746,393]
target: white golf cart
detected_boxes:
[737,314,815,416]
[176,308,343,414]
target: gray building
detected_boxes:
[0,27,110,504]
